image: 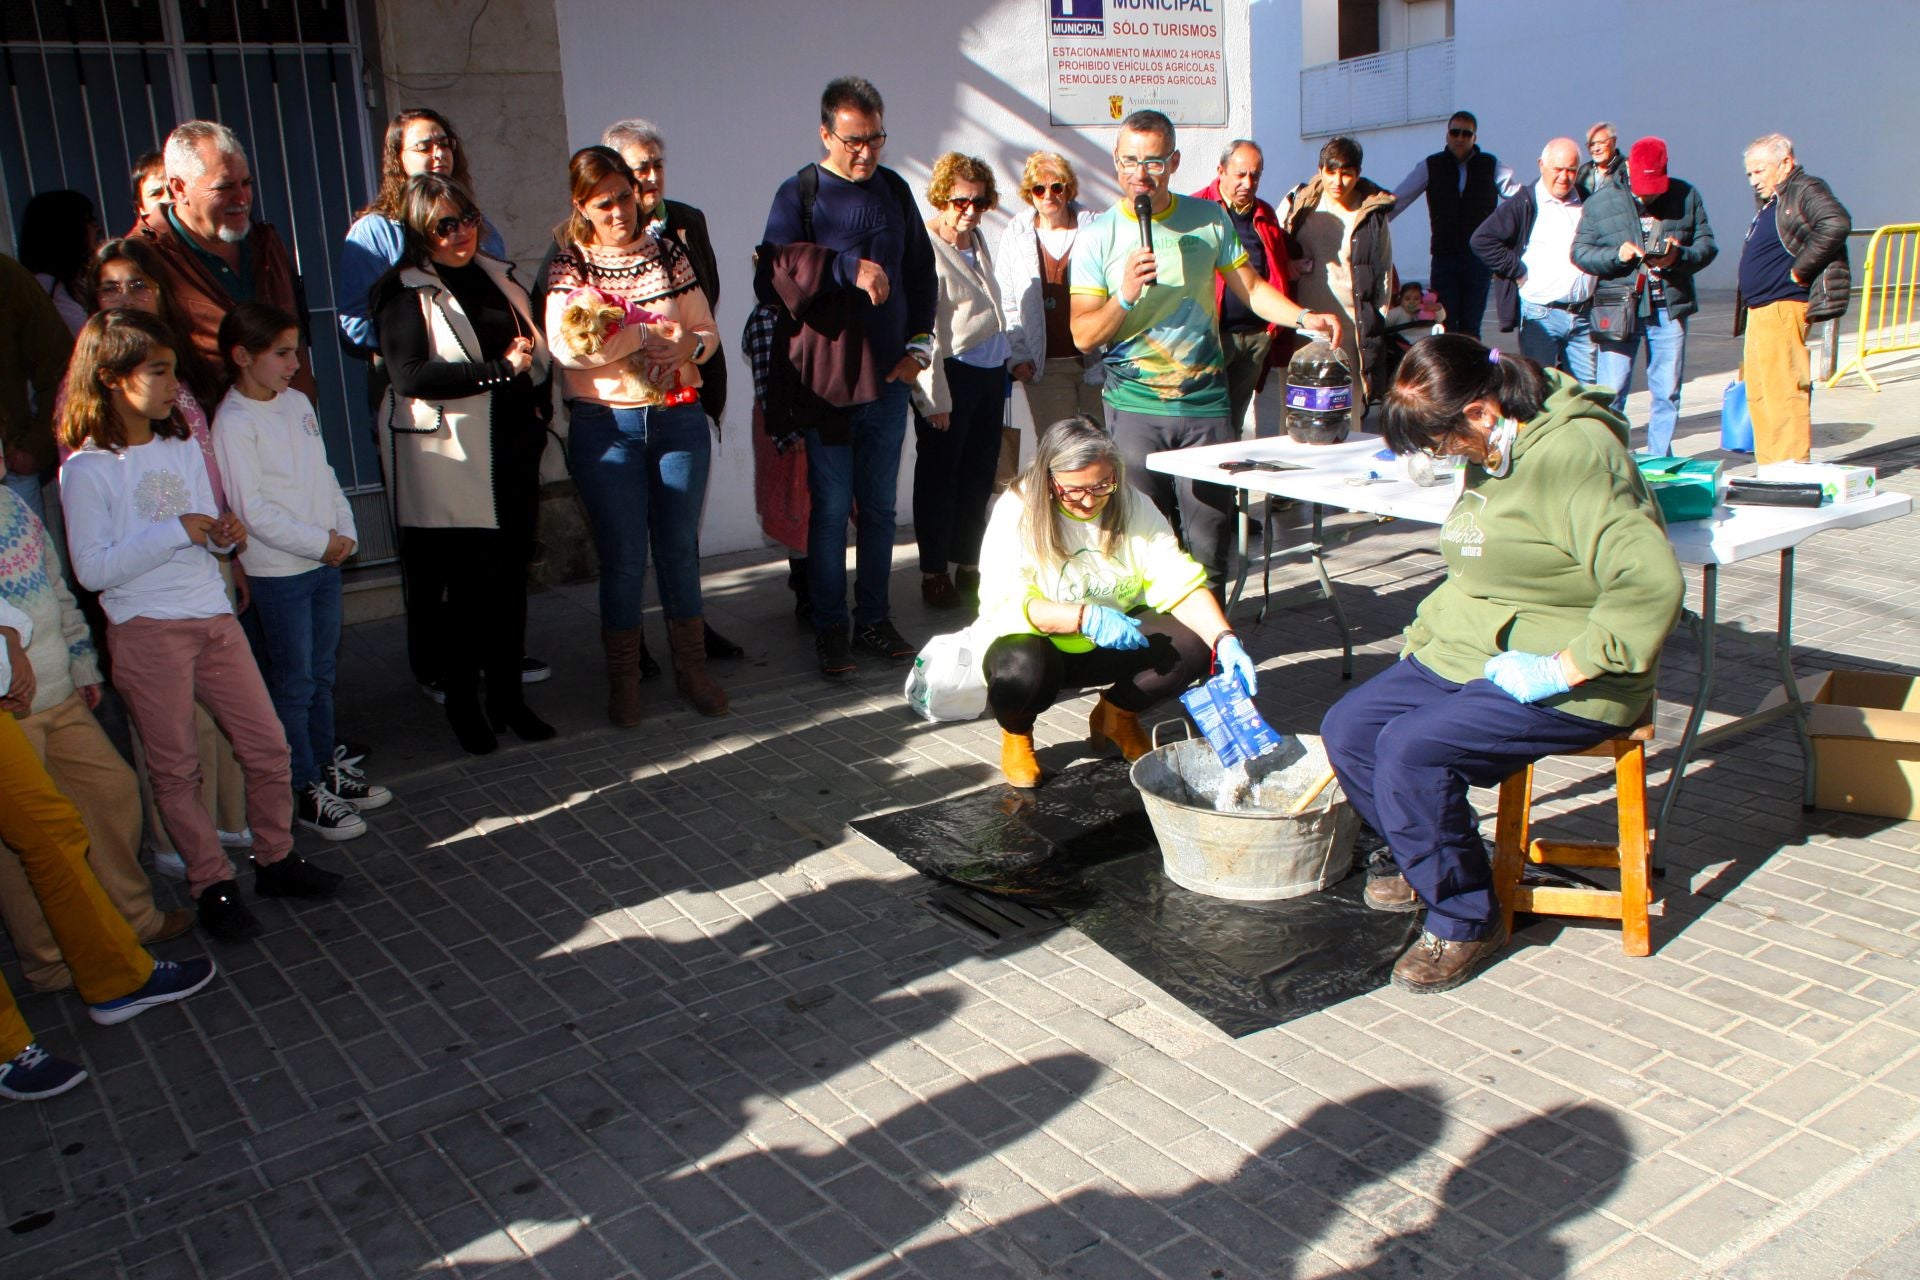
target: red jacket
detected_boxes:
[1193,179,1293,380]
[132,208,315,404]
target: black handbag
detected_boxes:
[1589,285,1637,339]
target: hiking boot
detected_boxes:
[254,853,344,900]
[87,958,217,1026]
[854,619,917,661]
[1363,873,1421,913]
[196,881,258,942]
[1390,917,1510,995]
[816,627,856,678]
[0,1044,88,1101]
[297,781,368,841]
[322,761,392,811]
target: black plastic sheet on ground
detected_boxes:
[852,760,1422,1038]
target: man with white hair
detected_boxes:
[133,120,312,401]
[1578,123,1628,198]
[1470,138,1597,381]
[1736,133,1851,464]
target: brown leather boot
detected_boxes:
[668,617,729,715]
[1087,697,1151,762]
[1000,731,1042,788]
[602,627,644,727]
[1390,916,1510,994]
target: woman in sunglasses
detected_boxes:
[994,153,1103,486]
[371,175,555,755]
[911,153,1016,613]
[977,415,1253,788]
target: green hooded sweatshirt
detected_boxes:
[1402,369,1684,726]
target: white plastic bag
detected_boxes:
[904,624,990,722]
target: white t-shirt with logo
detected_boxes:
[213,387,357,579]
[61,433,234,623]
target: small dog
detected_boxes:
[557,286,675,387]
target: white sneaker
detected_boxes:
[217,827,254,849]
[150,848,187,880]
[296,782,367,841]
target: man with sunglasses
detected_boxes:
[133,120,313,404]
[1194,139,1289,439]
[1070,110,1340,597]
[759,76,937,678]
[1388,111,1519,341]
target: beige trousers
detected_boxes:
[1003,357,1105,490]
[1744,299,1813,465]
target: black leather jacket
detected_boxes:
[1737,166,1852,331]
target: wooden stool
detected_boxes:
[1491,712,1655,957]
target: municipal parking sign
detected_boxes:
[1044,0,1227,127]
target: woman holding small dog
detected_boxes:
[371,174,554,756]
[545,145,726,724]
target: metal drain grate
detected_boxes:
[920,887,1062,946]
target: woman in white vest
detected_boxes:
[372,174,554,756]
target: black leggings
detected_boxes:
[985,609,1211,734]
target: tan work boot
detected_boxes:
[1087,697,1151,762]
[1001,731,1042,788]
[668,617,729,716]
[1390,916,1510,994]
[601,627,644,727]
[1363,873,1421,913]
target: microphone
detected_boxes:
[1132,193,1154,254]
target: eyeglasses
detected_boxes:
[1030,182,1067,197]
[946,196,983,211]
[406,134,456,155]
[1116,156,1169,175]
[95,278,154,299]
[1051,478,1118,499]
[430,208,484,239]
[830,128,887,152]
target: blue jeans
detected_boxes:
[806,380,909,631]
[1320,657,1617,941]
[247,565,343,791]
[1596,305,1687,455]
[1430,251,1493,341]
[1517,301,1597,384]
[567,401,711,629]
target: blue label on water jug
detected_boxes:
[1285,384,1352,413]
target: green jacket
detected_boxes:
[0,254,74,474]
[1403,370,1683,726]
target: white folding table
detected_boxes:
[1146,434,1912,864]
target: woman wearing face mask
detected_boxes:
[545,146,725,724]
[912,153,1016,612]
[976,415,1254,788]
[1320,336,1682,995]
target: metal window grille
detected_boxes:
[1299,38,1456,138]
[1,0,395,562]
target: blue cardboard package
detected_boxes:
[1179,672,1287,770]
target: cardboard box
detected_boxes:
[1755,462,1877,505]
[1759,670,1920,819]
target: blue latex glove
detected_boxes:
[1484,650,1571,703]
[1216,634,1258,697]
[1080,605,1149,650]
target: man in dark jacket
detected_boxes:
[1472,138,1597,383]
[1737,134,1851,464]
[1577,123,1629,198]
[1195,139,1288,439]
[758,77,936,678]
[1389,111,1519,340]
[1571,137,1717,454]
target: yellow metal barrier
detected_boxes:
[1829,223,1920,390]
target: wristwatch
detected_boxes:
[691,334,708,363]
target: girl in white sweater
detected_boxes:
[214,302,391,841]
[58,309,344,942]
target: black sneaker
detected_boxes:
[854,619,918,662]
[521,656,551,684]
[197,881,259,942]
[297,781,368,841]
[816,627,856,678]
[322,761,393,812]
[254,854,344,900]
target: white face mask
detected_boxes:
[1481,417,1518,478]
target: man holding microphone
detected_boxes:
[1070,110,1340,595]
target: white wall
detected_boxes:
[1256,0,1916,292]
[552,0,1254,557]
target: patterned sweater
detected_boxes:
[544,233,720,408]
[0,487,101,712]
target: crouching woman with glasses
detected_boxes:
[976,416,1257,788]
[1321,336,1682,995]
